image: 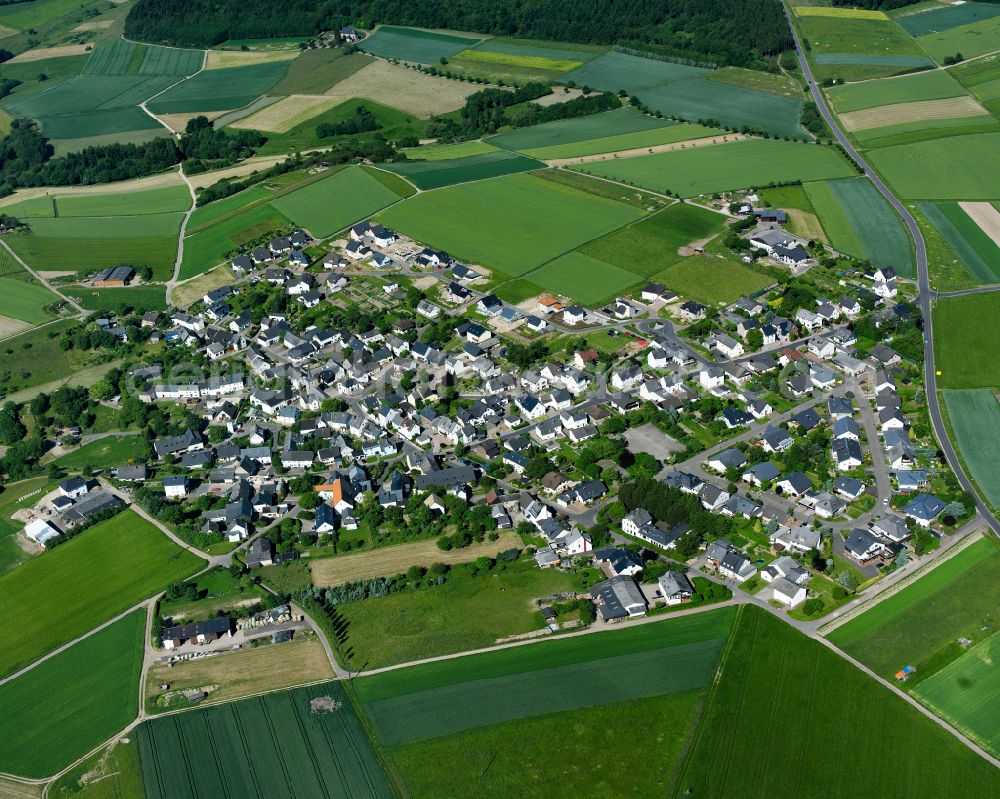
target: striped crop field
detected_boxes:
[136,682,393,799]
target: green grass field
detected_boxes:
[805,177,914,274]
[453,48,583,73]
[799,15,926,57]
[943,390,1000,507]
[390,692,703,799]
[39,106,164,140]
[0,511,203,679]
[579,201,725,278]
[381,150,543,190]
[853,116,1000,150]
[180,203,290,280]
[868,132,1000,199]
[918,15,1000,63]
[518,123,719,160]
[827,69,967,113]
[360,609,733,746]
[360,25,481,63]
[136,681,392,799]
[575,139,854,196]
[336,560,579,669]
[402,140,500,160]
[51,739,145,799]
[147,61,290,114]
[934,293,1000,388]
[269,164,409,237]
[900,2,1000,36]
[635,77,807,139]
[0,274,58,324]
[0,318,79,396]
[64,284,167,313]
[676,606,1000,798]
[652,255,772,305]
[54,184,191,217]
[828,538,1000,676]
[376,171,642,277]
[52,435,145,472]
[487,107,673,152]
[269,49,373,95]
[0,609,144,778]
[914,632,1000,757]
[562,51,707,93]
[525,251,642,305]
[187,185,274,233]
[0,0,98,30]
[917,201,1000,283]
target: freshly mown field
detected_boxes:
[919,201,1000,283]
[827,69,968,113]
[828,538,1000,677]
[805,177,914,274]
[0,274,58,324]
[934,293,1000,388]
[868,132,1000,199]
[917,15,1000,64]
[390,692,702,799]
[676,606,1000,798]
[377,172,643,276]
[526,251,642,305]
[518,123,719,161]
[269,49,373,95]
[361,609,733,746]
[840,96,989,133]
[796,6,888,20]
[180,203,290,280]
[51,434,145,472]
[136,681,392,799]
[914,632,1000,758]
[653,255,772,305]
[6,213,184,280]
[899,2,1000,37]
[359,25,482,63]
[0,609,144,778]
[310,532,521,586]
[64,284,168,312]
[580,202,727,278]
[0,511,203,679]
[574,139,854,196]
[145,635,334,710]
[334,560,579,669]
[147,61,290,114]
[269,164,410,237]
[229,93,345,133]
[487,107,673,152]
[943,390,1000,507]
[381,150,543,190]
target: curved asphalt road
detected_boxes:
[785,6,1000,537]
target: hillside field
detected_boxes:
[487,107,674,152]
[376,172,643,277]
[805,177,914,275]
[574,139,855,196]
[828,538,1000,677]
[933,293,1000,388]
[136,682,392,799]
[943,390,1000,507]
[675,606,1000,798]
[0,510,203,678]
[917,201,1000,284]
[380,150,543,190]
[0,609,144,778]
[360,25,482,63]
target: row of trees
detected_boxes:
[125,0,792,68]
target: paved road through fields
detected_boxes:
[784,4,1000,538]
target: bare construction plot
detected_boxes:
[959,201,1000,248]
[840,96,989,131]
[310,531,522,586]
[326,59,481,116]
[544,134,747,167]
[231,94,347,132]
